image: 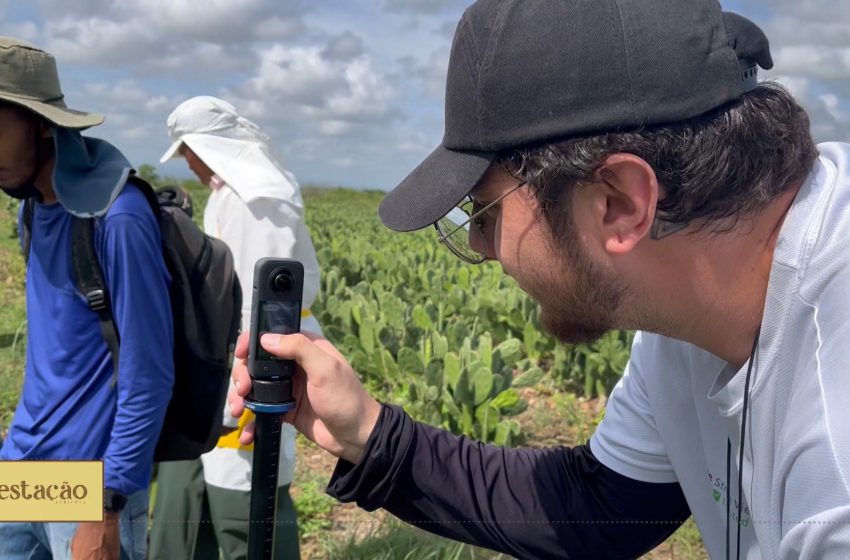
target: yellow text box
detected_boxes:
[0,461,103,521]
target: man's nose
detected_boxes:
[468,223,495,261]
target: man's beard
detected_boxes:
[1,183,42,200]
[534,235,629,345]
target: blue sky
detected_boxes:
[2,0,848,190]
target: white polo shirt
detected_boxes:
[591,143,850,559]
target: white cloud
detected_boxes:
[329,156,355,167]
[436,18,458,38]
[767,74,849,143]
[34,0,302,33]
[771,45,850,82]
[237,43,397,126]
[807,99,848,142]
[254,16,306,41]
[382,0,467,14]
[1,20,39,42]
[395,128,437,154]
[33,0,114,18]
[740,0,850,144]
[327,58,396,119]
[84,81,145,103]
[756,0,850,21]
[416,46,451,99]
[76,80,184,149]
[812,92,849,141]
[322,31,364,61]
[766,17,850,48]
[246,46,344,106]
[36,0,307,73]
[768,75,812,99]
[122,125,154,140]
[138,0,304,43]
[319,120,353,136]
[144,95,172,113]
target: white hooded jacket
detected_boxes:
[162,96,322,490]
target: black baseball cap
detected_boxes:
[379,0,773,232]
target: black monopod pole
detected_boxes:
[245,258,303,559]
[244,379,295,559]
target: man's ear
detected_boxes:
[592,153,659,255]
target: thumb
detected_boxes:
[260,333,344,387]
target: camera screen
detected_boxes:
[255,300,300,360]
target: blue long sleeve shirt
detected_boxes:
[1,182,174,496]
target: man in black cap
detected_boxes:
[230,1,850,558]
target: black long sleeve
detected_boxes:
[327,404,691,560]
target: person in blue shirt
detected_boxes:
[0,37,173,560]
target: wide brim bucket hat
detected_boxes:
[0,36,103,129]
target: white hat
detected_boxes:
[160,96,302,207]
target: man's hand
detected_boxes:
[228,331,382,464]
[71,512,120,560]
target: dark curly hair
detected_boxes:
[498,82,818,242]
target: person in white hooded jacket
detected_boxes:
[149,96,321,560]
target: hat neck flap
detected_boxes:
[52,127,132,217]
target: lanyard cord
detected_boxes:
[726,439,732,560]
[727,327,761,560]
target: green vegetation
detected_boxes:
[305,189,630,446]
[0,197,27,437]
[327,520,511,560]
[291,469,337,540]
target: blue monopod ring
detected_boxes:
[243,399,295,414]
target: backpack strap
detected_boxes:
[127,175,161,218]
[21,198,35,264]
[70,175,160,387]
[71,216,121,386]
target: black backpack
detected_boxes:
[21,175,242,462]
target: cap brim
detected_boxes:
[0,93,104,129]
[379,144,495,232]
[159,139,183,163]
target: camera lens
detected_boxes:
[272,270,294,293]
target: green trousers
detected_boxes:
[149,459,300,560]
